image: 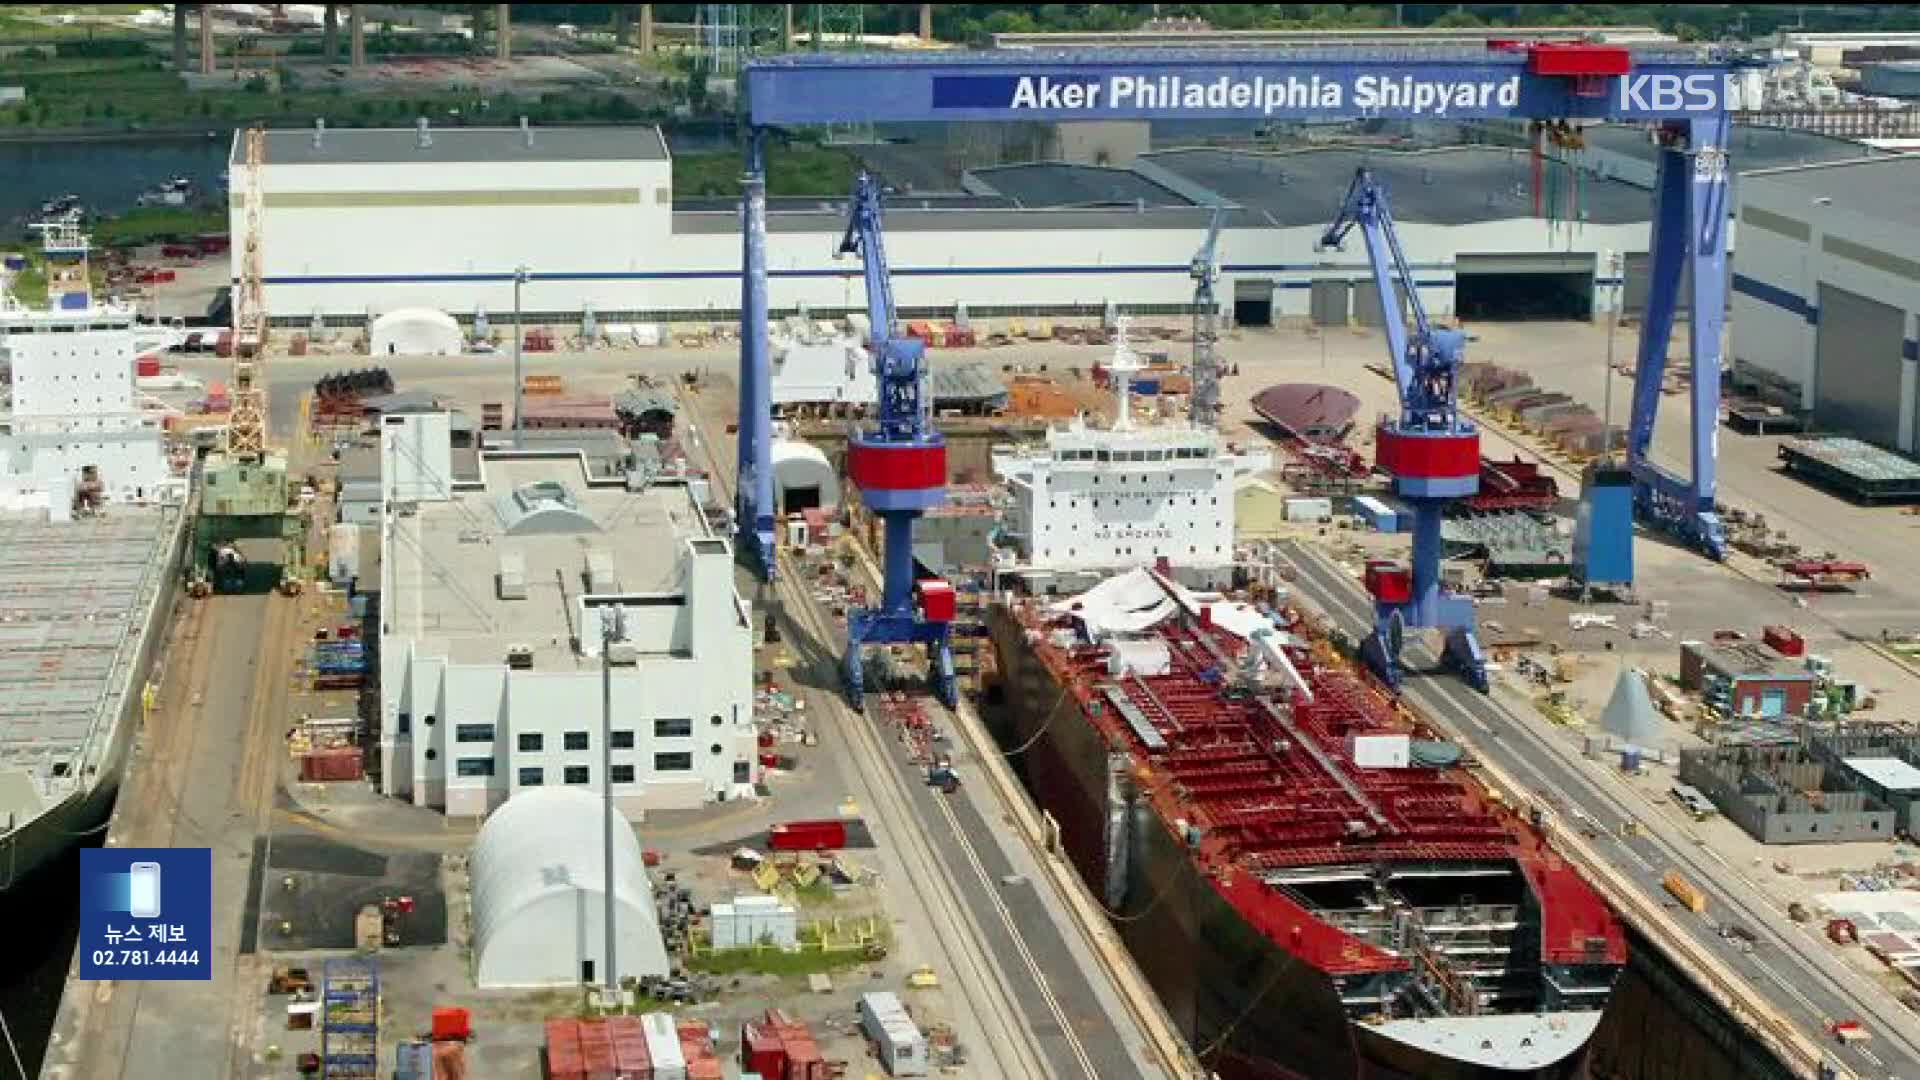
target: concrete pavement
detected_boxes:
[1276,539,1919,1080]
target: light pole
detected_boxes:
[600,606,622,995]
[512,264,529,449]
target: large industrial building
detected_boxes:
[1729,154,1920,453]
[375,413,757,820]
[240,122,1707,327]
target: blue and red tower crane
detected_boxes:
[1323,167,1488,693]
[837,172,958,709]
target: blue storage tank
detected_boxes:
[1620,747,1642,773]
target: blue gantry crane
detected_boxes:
[1323,167,1488,693]
[837,172,958,709]
[1188,204,1228,429]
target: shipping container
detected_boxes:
[742,1022,787,1080]
[642,1013,687,1080]
[546,1018,585,1080]
[299,747,363,783]
[1763,625,1806,657]
[1283,496,1333,523]
[859,992,928,1077]
[580,1018,618,1080]
[608,1015,653,1078]
[768,819,847,851]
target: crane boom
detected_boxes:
[1188,205,1226,428]
[1322,167,1464,432]
[838,172,928,444]
[1323,167,1486,692]
[224,126,268,461]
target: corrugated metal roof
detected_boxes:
[1145,145,1651,226]
[246,124,669,166]
[969,162,1192,209]
[1743,155,1920,231]
[930,363,1008,405]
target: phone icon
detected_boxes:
[128,862,162,919]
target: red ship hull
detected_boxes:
[987,588,1624,1079]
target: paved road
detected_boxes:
[1276,540,1920,1080]
[42,585,292,1080]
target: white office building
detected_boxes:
[377,413,757,819]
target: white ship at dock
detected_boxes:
[0,217,190,888]
[990,317,1270,594]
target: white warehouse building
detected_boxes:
[375,412,758,820]
[1729,155,1920,453]
[235,123,1737,328]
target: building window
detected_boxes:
[397,712,411,734]
[424,748,437,761]
[564,765,590,784]
[655,752,692,772]
[456,757,494,777]
[611,729,635,749]
[564,731,590,751]
[455,723,494,743]
[518,767,543,786]
[654,718,692,738]
[611,764,635,784]
[711,714,725,727]
[517,732,543,752]
[733,761,752,783]
[710,743,724,756]
[423,714,437,727]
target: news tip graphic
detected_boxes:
[79,847,212,980]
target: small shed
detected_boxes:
[711,894,798,949]
[1234,476,1286,537]
[1679,640,1816,718]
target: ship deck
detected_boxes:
[0,506,181,825]
[1017,579,1625,974]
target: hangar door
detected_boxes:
[1813,284,1905,449]
[1620,252,1735,319]
[1353,279,1408,328]
[1309,278,1351,327]
[1234,279,1273,327]
[1454,252,1595,320]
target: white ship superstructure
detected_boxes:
[0,217,191,889]
[991,318,1269,591]
[0,216,185,512]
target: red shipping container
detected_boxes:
[1364,560,1413,605]
[579,1019,617,1080]
[300,747,363,782]
[136,356,162,377]
[431,1006,471,1042]
[1763,625,1806,657]
[546,1018,585,1080]
[741,1022,787,1080]
[915,579,956,622]
[781,1035,826,1080]
[768,819,846,852]
[431,1040,468,1080]
[608,1016,652,1078]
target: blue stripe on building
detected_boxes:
[264,263,1466,287]
[1731,273,1815,322]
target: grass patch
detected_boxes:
[687,944,879,978]
[6,260,47,305]
[673,142,860,198]
[92,205,226,247]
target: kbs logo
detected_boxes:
[1618,73,1743,113]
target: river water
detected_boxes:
[0,135,231,228]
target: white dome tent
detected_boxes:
[468,787,670,988]
[369,307,462,356]
[772,438,840,514]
